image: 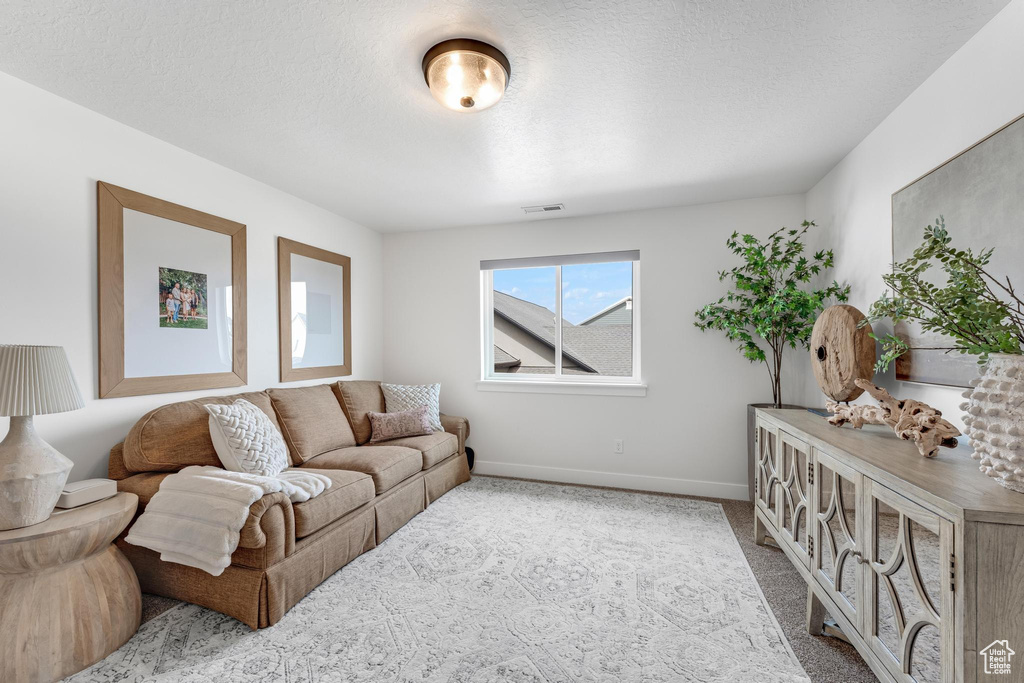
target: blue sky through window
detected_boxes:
[494,261,632,324]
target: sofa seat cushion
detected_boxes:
[268,385,357,464]
[300,446,422,494]
[290,468,375,538]
[378,432,458,469]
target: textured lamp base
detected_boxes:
[0,416,73,530]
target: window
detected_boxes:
[480,250,641,390]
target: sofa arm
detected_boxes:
[108,441,131,480]
[440,413,470,454]
[239,491,294,554]
[117,471,172,508]
[117,473,294,558]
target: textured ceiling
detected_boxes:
[0,1,1009,231]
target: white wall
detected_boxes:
[383,195,807,500]
[6,0,1019,494]
[800,0,1024,424]
[0,72,384,481]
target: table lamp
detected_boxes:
[0,345,84,530]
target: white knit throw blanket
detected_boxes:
[125,466,332,576]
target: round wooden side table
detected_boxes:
[0,492,141,683]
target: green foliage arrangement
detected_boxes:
[864,217,1024,371]
[694,221,849,408]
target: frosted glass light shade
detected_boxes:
[423,39,511,113]
[0,345,84,416]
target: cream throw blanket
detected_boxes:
[125,466,332,576]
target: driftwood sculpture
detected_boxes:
[825,379,961,457]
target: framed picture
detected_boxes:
[277,238,351,381]
[891,112,1024,387]
[98,182,247,398]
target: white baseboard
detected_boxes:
[472,460,749,501]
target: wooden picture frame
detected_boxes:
[97,182,247,398]
[277,237,352,381]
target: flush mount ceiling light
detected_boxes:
[422,39,511,113]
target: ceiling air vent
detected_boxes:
[522,203,565,214]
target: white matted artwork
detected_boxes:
[98,182,247,398]
[278,238,351,381]
[891,112,1024,387]
[290,253,345,368]
[123,210,234,378]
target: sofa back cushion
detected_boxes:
[268,384,356,463]
[122,391,280,473]
[333,380,384,445]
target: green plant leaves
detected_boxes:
[865,216,1024,372]
[693,221,850,406]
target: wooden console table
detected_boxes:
[0,492,141,682]
[754,408,1024,683]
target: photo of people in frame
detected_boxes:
[159,267,208,329]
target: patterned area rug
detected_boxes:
[70,477,809,682]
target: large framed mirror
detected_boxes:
[277,237,351,381]
[97,182,247,398]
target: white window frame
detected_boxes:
[478,252,645,397]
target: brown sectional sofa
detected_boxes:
[107,380,471,629]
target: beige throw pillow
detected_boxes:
[381,382,442,431]
[368,405,433,443]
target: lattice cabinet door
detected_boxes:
[754,419,782,528]
[778,431,812,568]
[864,480,954,683]
[813,448,864,632]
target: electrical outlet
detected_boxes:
[613,439,624,454]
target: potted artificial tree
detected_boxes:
[864,218,1024,491]
[694,221,849,501]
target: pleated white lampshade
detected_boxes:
[0,345,85,417]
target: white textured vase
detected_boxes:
[0,416,74,529]
[961,354,1024,493]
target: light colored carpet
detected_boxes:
[716,498,876,683]
[71,477,808,682]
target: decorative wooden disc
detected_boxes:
[810,304,876,402]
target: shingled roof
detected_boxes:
[493,291,631,376]
[493,345,521,369]
[562,325,632,376]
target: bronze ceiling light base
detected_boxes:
[422,38,511,112]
